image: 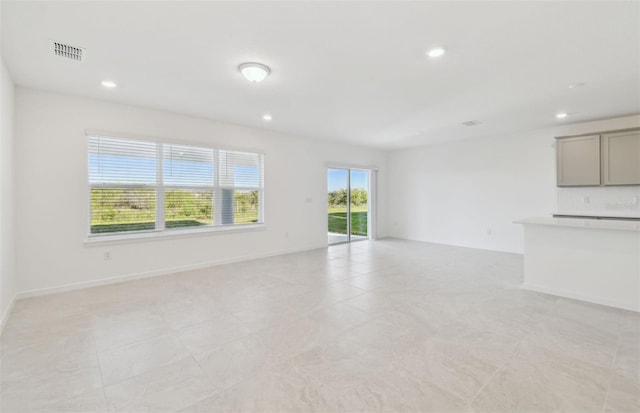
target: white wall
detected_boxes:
[1,59,16,325]
[557,186,640,218]
[14,88,387,294]
[387,115,640,253]
[9,85,639,295]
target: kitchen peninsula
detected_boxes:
[516,216,640,311]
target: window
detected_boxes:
[88,135,264,236]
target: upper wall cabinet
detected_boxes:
[556,128,640,187]
[602,130,640,185]
[556,135,601,186]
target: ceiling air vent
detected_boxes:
[462,120,482,127]
[50,40,85,62]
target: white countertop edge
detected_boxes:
[514,217,640,232]
[556,211,640,219]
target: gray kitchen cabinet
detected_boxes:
[602,130,640,185]
[556,135,601,186]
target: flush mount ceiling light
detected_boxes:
[556,112,568,119]
[239,62,270,83]
[262,114,272,121]
[101,80,117,88]
[427,47,445,58]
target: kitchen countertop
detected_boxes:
[515,216,640,232]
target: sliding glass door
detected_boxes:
[327,168,369,245]
[349,169,368,242]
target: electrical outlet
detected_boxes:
[583,196,590,204]
[284,232,289,238]
[104,251,111,260]
[486,228,492,235]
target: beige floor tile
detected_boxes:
[258,320,346,364]
[1,346,103,412]
[2,239,638,412]
[529,311,620,369]
[278,284,368,316]
[83,281,150,312]
[472,340,610,413]
[1,313,93,356]
[286,335,391,384]
[104,357,215,412]
[615,316,640,382]
[199,351,470,413]
[605,373,640,413]
[340,274,381,291]
[340,310,433,360]
[252,303,373,364]
[98,333,190,385]
[1,329,97,384]
[177,314,253,355]
[178,364,309,413]
[31,388,110,413]
[92,312,171,353]
[342,290,401,314]
[194,333,273,391]
[159,297,230,330]
[451,329,522,368]
[397,337,499,401]
[365,367,472,413]
[552,298,627,334]
[231,306,301,334]
[9,290,89,325]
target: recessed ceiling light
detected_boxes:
[427,47,445,58]
[262,114,272,121]
[556,112,568,119]
[239,62,270,83]
[101,80,117,88]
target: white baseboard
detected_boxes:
[15,244,327,300]
[1,294,17,334]
[522,283,640,313]
[385,236,524,255]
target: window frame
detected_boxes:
[86,132,265,241]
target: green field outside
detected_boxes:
[328,205,368,236]
[90,188,258,234]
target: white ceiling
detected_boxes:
[2,1,639,149]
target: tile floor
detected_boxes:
[327,232,367,245]
[1,239,638,412]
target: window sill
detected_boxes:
[84,223,266,246]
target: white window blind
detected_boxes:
[218,150,264,225]
[89,137,158,233]
[88,135,264,236]
[163,144,216,229]
[163,144,215,187]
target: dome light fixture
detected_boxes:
[101,80,117,88]
[239,62,270,83]
[555,112,568,119]
[262,114,272,121]
[427,47,446,58]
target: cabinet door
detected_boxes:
[602,130,640,185]
[556,135,601,186]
